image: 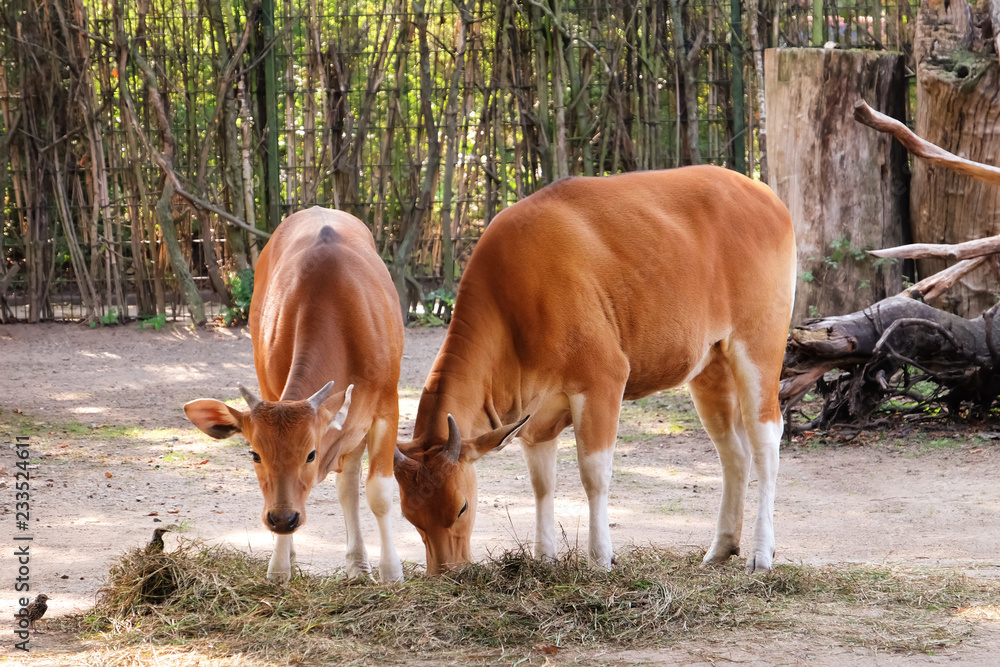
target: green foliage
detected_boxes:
[220,269,254,326]
[418,286,455,326]
[411,311,446,327]
[824,237,869,270]
[139,313,168,330]
[872,256,899,271]
[426,287,455,310]
[90,308,120,328]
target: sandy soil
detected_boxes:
[1,321,999,665]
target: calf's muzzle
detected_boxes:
[266,509,301,534]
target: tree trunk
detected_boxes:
[389,1,441,319]
[670,0,702,165]
[124,0,206,325]
[440,0,473,294]
[766,47,909,324]
[747,0,767,181]
[207,0,249,272]
[911,0,1000,316]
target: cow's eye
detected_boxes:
[458,500,468,518]
[249,450,261,464]
[306,450,316,463]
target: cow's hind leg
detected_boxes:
[727,340,784,573]
[337,442,372,578]
[689,350,753,568]
[366,417,404,582]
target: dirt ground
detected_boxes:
[2,321,999,665]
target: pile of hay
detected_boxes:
[82,539,992,661]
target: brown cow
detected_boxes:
[394,166,796,575]
[185,207,404,583]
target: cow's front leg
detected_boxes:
[338,444,372,578]
[267,533,295,583]
[570,383,624,571]
[522,437,558,561]
[366,417,404,582]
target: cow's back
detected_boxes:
[249,207,403,402]
[453,166,795,399]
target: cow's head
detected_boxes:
[184,381,352,535]
[393,414,528,574]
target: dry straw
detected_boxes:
[80,539,995,663]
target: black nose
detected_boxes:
[266,510,300,534]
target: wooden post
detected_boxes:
[910,0,1000,316]
[766,47,909,324]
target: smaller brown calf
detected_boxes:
[185,207,404,583]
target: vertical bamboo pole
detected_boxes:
[812,0,824,46]
[530,2,552,183]
[261,0,281,231]
[284,0,298,210]
[872,0,882,46]
[441,0,473,293]
[730,0,746,173]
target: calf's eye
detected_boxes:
[250,451,261,464]
[306,450,316,463]
[458,500,468,518]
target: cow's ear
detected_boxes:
[184,399,246,439]
[461,414,530,463]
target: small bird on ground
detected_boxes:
[27,594,49,633]
[145,527,171,554]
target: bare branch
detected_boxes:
[870,235,1000,261]
[854,99,1000,186]
[900,256,988,302]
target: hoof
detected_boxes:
[266,570,291,585]
[345,561,373,580]
[701,543,739,567]
[745,550,775,574]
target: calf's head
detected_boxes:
[184,381,352,534]
[393,414,527,574]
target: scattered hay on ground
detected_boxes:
[76,539,996,664]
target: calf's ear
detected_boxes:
[184,399,246,439]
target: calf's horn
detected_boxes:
[238,384,261,409]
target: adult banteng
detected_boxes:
[393,166,796,575]
[185,207,404,583]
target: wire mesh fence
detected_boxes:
[0,0,919,324]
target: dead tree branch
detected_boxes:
[854,99,1000,187]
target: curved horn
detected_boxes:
[445,414,463,463]
[394,446,412,473]
[307,380,336,411]
[238,383,261,409]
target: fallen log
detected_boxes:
[781,296,1000,429]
